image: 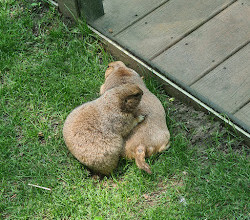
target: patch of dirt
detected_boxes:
[29,0,51,15]
[15,126,24,146]
[0,72,10,87]
[137,178,184,209]
[167,98,247,153]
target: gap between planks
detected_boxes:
[149,0,238,61]
[190,40,250,86]
[232,100,250,115]
[113,0,170,37]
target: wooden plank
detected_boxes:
[58,0,79,19]
[116,0,235,59]
[153,0,250,85]
[89,0,167,36]
[234,103,250,128]
[191,43,250,114]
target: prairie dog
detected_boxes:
[63,84,144,175]
[100,61,170,174]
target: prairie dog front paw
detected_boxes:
[137,115,146,123]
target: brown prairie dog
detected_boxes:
[63,84,145,175]
[100,61,170,174]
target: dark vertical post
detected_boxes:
[78,0,104,21]
[57,0,80,19]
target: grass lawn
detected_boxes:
[0,0,249,219]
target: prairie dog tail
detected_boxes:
[135,145,152,174]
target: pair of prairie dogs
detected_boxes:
[63,61,170,175]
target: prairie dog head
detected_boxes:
[115,84,143,113]
[101,61,142,95]
[105,61,127,79]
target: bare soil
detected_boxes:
[167,98,247,153]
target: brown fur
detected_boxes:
[100,61,170,174]
[63,84,145,175]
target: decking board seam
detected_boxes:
[232,100,250,115]
[150,0,238,61]
[113,0,170,37]
[189,40,250,86]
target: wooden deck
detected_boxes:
[59,0,250,137]
[87,0,250,137]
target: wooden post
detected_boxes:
[78,0,104,21]
[57,0,80,19]
[58,0,104,21]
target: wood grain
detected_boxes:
[116,0,234,59]
[191,43,250,114]
[153,0,250,85]
[90,0,167,36]
[234,103,250,129]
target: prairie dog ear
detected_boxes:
[120,85,143,112]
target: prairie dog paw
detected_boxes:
[137,115,146,123]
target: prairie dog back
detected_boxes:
[63,84,144,175]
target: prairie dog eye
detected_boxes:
[105,66,114,78]
[133,92,141,97]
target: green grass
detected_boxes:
[0,1,249,219]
